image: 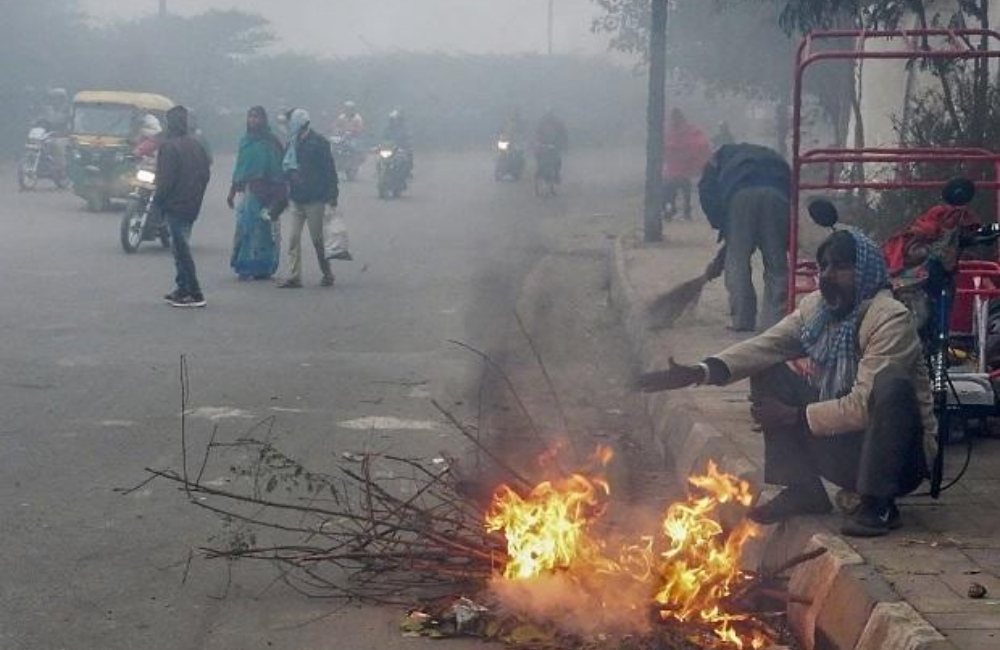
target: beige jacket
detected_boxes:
[712,289,937,462]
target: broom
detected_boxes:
[647,245,726,330]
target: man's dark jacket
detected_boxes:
[153,134,212,220]
[289,129,339,205]
[698,143,790,236]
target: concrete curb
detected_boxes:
[607,236,958,650]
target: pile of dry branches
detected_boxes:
[127,356,815,649]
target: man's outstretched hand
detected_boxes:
[633,357,705,392]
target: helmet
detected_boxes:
[48,87,68,105]
[140,114,162,137]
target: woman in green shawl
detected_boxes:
[228,106,287,279]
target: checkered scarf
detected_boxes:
[801,229,889,399]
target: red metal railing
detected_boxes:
[789,29,1000,311]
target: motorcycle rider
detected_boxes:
[499,108,526,144]
[331,101,366,179]
[495,108,526,180]
[534,107,568,183]
[38,87,71,135]
[132,114,163,159]
[35,87,71,174]
[382,108,413,178]
[333,101,365,138]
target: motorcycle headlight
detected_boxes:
[497,141,510,151]
[136,169,156,184]
[379,149,394,159]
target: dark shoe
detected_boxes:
[170,293,206,308]
[276,279,302,289]
[840,498,901,537]
[748,486,832,525]
[320,274,335,287]
[164,289,185,302]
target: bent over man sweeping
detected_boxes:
[636,228,937,537]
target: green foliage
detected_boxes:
[591,0,794,101]
[865,70,1000,238]
[773,0,908,33]
[230,440,340,500]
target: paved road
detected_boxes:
[0,148,644,649]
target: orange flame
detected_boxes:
[485,446,614,580]
[652,461,763,648]
[486,455,769,649]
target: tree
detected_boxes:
[93,10,275,107]
[592,1,798,151]
[775,0,993,148]
[592,1,794,102]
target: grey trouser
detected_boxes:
[284,201,331,281]
[749,363,927,498]
[723,186,789,331]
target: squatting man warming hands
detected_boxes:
[635,228,937,538]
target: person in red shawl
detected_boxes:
[662,108,711,221]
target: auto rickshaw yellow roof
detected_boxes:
[72,90,175,111]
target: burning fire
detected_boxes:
[485,446,615,580]
[486,454,769,649]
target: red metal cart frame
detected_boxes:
[789,29,1000,311]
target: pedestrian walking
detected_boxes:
[662,108,710,221]
[228,106,287,280]
[156,105,212,308]
[277,108,339,288]
[698,143,790,331]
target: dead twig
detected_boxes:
[430,399,533,491]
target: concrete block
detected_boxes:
[787,534,864,650]
[854,602,948,650]
[814,564,900,650]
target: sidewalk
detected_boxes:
[608,220,1000,650]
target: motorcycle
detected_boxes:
[376,143,410,199]
[494,137,524,182]
[331,133,366,181]
[119,158,170,254]
[18,126,69,191]
[534,143,561,196]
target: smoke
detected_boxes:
[489,571,654,636]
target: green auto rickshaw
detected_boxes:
[68,90,174,212]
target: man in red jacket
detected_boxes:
[662,108,710,221]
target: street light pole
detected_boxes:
[547,0,554,55]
